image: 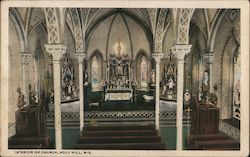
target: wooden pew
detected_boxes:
[9,144,43,149]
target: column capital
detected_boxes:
[20,52,32,64]
[152,53,164,63]
[45,44,66,61]
[75,53,86,63]
[203,52,214,64]
[171,44,192,60]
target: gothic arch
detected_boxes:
[154,8,168,52]
[85,9,154,53]
[43,8,61,44]
[176,8,195,45]
[135,49,151,88]
[220,33,240,119]
[9,8,27,51]
[69,8,84,53]
[88,49,104,91]
[208,9,227,52]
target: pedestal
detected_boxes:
[15,106,38,137]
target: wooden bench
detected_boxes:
[9,144,43,149]
[8,136,50,148]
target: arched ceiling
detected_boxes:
[10,7,233,54]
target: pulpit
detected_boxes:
[191,97,219,134]
[15,105,38,137]
[9,104,50,149]
[187,97,239,150]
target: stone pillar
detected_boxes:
[203,53,214,92]
[75,54,86,132]
[20,52,32,106]
[152,53,163,130]
[45,44,66,150]
[171,45,191,150]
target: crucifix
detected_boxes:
[117,38,121,57]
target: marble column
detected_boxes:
[75,54,86,132]
[20,52,32,106]
[152,53,163,130]
[45,44,66,150]
[203,53,214,92]
[171,45,191,150]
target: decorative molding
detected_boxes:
[86,8,100,29]
[44,8,60,44]
[171,44,192,62]
[45,44,66,61]
[152,53,164,63]
[177,9,194,44]
[47,110,190,120]
[81,8,89,29]
[137,8,151,28]
[69,8,84,53]
[75,53,86,63]
[154,9,168,52]
[203,52,214,64]
[147,8,157,34]
[20,52,32,64]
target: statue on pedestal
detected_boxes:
[150,69,156,85]
[16,87,26,110]
[29,84,37,106]
[160,52,177,100]
[202,71,209,86]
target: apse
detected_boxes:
[86,12,150,60]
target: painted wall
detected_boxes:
[9,18,22,124]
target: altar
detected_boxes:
[105,89,133,101]
[104,38,134,102]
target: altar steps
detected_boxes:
[187,133,240,150]
[74,142,165,150]
[81,130,158,137]
[74,125,166,150]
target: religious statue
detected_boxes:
[202,71,209,86]
[161,83,168,95]
[29,84,37,106]
[16,87,26,109]
[116,58,124,76]
[208,92,218,105]
[160,52,177,100]
[49,89,54,104]
[150,69,156,84]
[184,89,191,105]
[167,77,175,90]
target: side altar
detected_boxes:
[104,39,133,101]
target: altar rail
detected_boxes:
[46,110,191,127]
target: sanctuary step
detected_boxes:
[187,133,240,150]
[74,124,166,150]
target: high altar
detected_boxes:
[105,39,133,101]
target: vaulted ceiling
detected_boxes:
[9,8,230,53]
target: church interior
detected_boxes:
[7,8,241,150]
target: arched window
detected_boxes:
[140,55,148,88]
[91,56,100,86]
[233,51,240,120]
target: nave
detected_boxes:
[6,7,241,151]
